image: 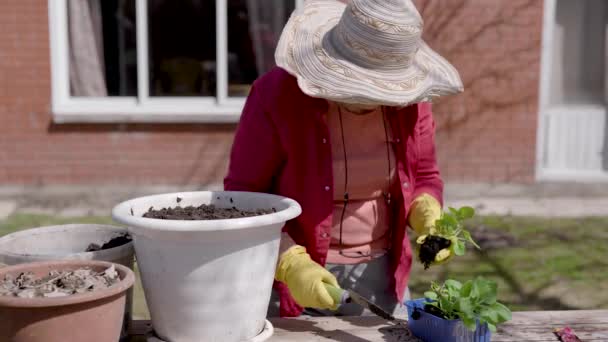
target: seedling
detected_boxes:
[422,278,512,332]
[418,206,480,269]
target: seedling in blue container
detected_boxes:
[422,278,512,332]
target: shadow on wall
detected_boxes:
[413,0,541,182]
[415,0,540,137]
[46,122,236,187]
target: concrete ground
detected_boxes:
[1,182,608,220]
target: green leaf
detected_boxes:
[478,280,497,304]
[461,316,477,331]
[490,302,512,323]
[461,230,481,249]
[424,291,438,300]
[456,298,474,316]
[453,240,466,256]
[458,206,475,219]
[486,322,497,333]
[444,279,462,291]
[478,306,499,323]
[439,297,453,314]
[461,280,473,298]
[469,279,481,300]
[443,214,459,227]
[448,207,460,218]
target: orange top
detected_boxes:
[326,102,396,264]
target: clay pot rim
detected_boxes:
[0,224,134,261]
[0,260,135,308]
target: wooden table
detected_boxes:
[130,310,608,341]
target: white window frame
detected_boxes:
[536,0,608,182]
[49,0,302,123]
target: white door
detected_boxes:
[537,0,608,180]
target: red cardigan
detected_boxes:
[224,67,443,317]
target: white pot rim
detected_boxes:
[112,191,302,232]
[0,224,133,260]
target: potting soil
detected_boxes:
[143,201,275,220]
[0,265,120,298]
[418,235,451,269]
[86,233,132,252]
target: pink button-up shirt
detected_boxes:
[224,67,443,317]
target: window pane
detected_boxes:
[148,0,216,97]
[68,0,138,97]
[228,0,295,97]
[550,0,607,106]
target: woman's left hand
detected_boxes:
[409,193,453,267]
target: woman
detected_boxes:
[225,0,463,318]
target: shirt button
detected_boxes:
[325,186,330,191]
[403,182,409,188]
[322,138,327,144]
[321,232,329,238]
[396,138,401,143]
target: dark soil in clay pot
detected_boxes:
[86,233,132,252]
[0,265,120,298]
[142,198,275,220]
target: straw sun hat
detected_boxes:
[275,0,464,106]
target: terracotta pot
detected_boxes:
[0,260,135,342]
[0,224,136,340]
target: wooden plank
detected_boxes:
[129,310,608,341]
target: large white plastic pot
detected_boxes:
[112,191,301,342]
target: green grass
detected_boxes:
[408,216,608,311]
[2,213,607,316]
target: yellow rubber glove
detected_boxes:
[275,245,341,310]
[409,193,453,265]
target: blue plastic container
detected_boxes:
[405,299,492,342]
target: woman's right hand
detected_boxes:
[275,245,341,310]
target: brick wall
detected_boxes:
[0,0,542,186]
[415,0,543,183]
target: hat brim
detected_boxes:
[275,0,463,106]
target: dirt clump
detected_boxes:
[418,235,451,269]
[86,233,132,252]
[0,265,120,298]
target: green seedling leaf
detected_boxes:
[444,279,462,291]
[456,298,474,317]
[486,323,497,333]
[462,316,477,331]
[490,302,512,322]
[443,213,459,228]
[424,291,438,300]
[460,230,481,249]
[478,280,497,304]
[458,206,475,219]
[453,240,466,256]
[448,207,460,218]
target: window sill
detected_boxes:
[51,98,244,124]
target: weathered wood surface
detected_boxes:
[130,310,608,341]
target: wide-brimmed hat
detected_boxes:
[275,0,463,106]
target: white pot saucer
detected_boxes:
[146,319,274,342]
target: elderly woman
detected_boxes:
[225,0,463,318]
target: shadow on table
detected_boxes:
[272,317,373,342]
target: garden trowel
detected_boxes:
[324,284,395,321]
